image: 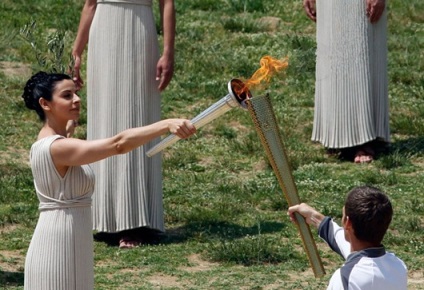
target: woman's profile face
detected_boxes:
[47,79,81,121]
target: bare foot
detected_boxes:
[119,237,140,249]
[354,146,375,163]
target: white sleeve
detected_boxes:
[318,217,351,259]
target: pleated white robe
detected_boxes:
[87,0,164,233]
[24,135,95,290]
[312,0,390,149]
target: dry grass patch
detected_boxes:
[0,250,25,272]
[179,253,218,273]
[0,147,30,165]
[147,273,183,289]
[0,61,31,79]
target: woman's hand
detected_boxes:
[156,54,174,91]
[366,0,385,23]
[168,119,196,139]
[71,54,84,91]
[66,120,79,138]
[303,0,316,22]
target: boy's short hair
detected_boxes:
[345,186,393,245]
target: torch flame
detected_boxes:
[237,55,288,96]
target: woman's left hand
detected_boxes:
[366,0,385,23]
[156,54,174,91]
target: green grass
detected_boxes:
[1,0,423,289]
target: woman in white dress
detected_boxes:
[72,0,175,248]
[22,71,195,289]
[303,0,389,163]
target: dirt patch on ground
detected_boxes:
[0,147,30,166]
[146,273,183,289]
[145,254,220,289]
[0,61,31,79]
[197,156,215,167]
[228,120,249,133]
[409,270,424,287]
[0,250,25,273]
[179,253,219,272]
[0,225,26,272]
[257,16,281,32]
[95,259,120,268]
[0,224,19,234]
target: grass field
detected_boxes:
[1,0,423,289]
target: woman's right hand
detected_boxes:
[366,0,385,23]
[303,0,316,22]
[168,119,196,139]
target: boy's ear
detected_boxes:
[344,216,353,231]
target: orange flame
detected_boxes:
[237,55,288,96]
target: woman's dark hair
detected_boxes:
[22,71,72,121]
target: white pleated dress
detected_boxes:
[87,0,164,233]
[312,0,390,149]
[24,135,95,290]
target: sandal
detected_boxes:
[354,146,375,164]
[119,236,140,249]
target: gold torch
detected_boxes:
[246,93,325,278]
[239,56,325,278]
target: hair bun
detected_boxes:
[22,71,48,110]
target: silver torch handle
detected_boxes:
[146,79,250,157]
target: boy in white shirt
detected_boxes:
[288,186,407,290]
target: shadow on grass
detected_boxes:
[94,220,287,247]
[322,137,424,165]
[170,221,304,266]
[389,137,424,154]
[376,137,424,169]
[163,220,287,244]
[0,270,24,287]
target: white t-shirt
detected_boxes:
[318,217,408,290]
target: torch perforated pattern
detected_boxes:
[247,95,325,278]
